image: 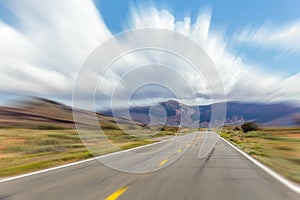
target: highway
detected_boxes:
[0,131,299,200]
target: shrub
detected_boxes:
[233,126,241,131]
[160,125,179,132]
[241,122,258,133]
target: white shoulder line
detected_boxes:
[219,136,300,195]
[0,138,172,183]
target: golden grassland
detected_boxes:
[219,126,300,184]
[0,98,197,179]
[3,121,298,186]
[0,125,190,178]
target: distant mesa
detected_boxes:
[1,97,299,128]
[101,100,300,127]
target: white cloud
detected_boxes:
[0,1,299,108]
[271,73,300,102]
[237,20,300,54]
[0,0,111,99]
[127,6,299,104]
[128,5,175,30]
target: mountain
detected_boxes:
[197,101,300,126]
[101,100,300,127]
[2,98,298,128]
[0,98,138,129]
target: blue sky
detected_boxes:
[1,0,299,75]
[95,0,300,76]
[96,0,300,34]
[0,0,299,107]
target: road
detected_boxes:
[0,131,299,200]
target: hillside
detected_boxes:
[101,100,300,127]
[0,98,137,129]
[0,98,171,178]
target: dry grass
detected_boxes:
[0,98,191,178]
[0,125,187,178]
[219,126,300,184]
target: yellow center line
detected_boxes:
[159,159,168,166]
[177,149,182,153]
[186,144,190,147]
[105,186,128,200]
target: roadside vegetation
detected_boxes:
[0,98,196,178]
[241,121,259,132]
[219,126,300,184]
[0,124,189,178]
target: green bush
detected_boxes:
[241,122,259,133]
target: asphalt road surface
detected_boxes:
[0,132,299,200]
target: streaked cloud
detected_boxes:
[0,1,299,108]
[237,20,300,54]
[0,0,111,99]
[128,6,299,103]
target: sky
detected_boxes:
[0,0,299,109]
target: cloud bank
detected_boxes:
[128,5,300,104]
[0,0,299,108]
[0,0,111,100]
